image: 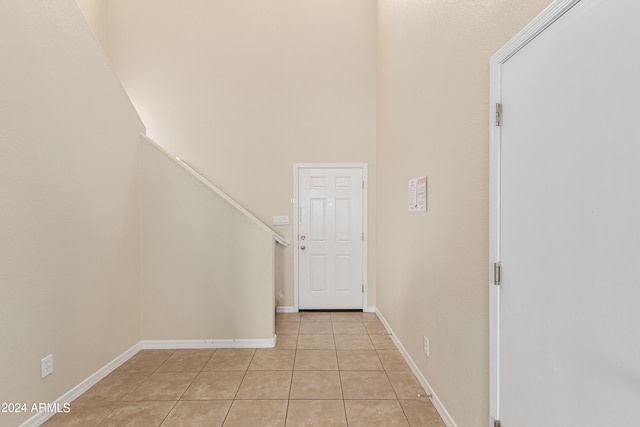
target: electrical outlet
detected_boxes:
[423,336,430,357]
[41,354,53,378]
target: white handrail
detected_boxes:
[141,134,289,247]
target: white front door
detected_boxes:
[491,1,640,426]
[296,166,365,310]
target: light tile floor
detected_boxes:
[43,312,445,426]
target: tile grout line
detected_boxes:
[337,326,349,427]
[151,349,191,426]
[377,345,414,426]
[285,329,300,425]
[122,350,176,402]
[221,348,257,427]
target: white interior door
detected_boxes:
[297,167,364,310]
[492,1,640,426]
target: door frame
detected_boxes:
[293,163,368,312]
[489,1,581,426]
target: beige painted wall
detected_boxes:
[141,139,275,340]
[376,1,552,426]
[102,0,378,309]
[0,1,145,425]
[62,1,558,424]
[74,0,107,44]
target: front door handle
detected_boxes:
[300,245,306,251]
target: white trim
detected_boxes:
[293,164,299,311]
[141,336,277,349]
[141,134,288,247]
[375,310,457,427]
[491,0,581,64]
[363,306,376,313]
[18,334,279,426]
[293,163,369,311]
[489,54,503,427]
[489,1,582,426]
[19,342,142,427]
[362,166,369,310]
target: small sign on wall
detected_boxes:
[408,176,427,212]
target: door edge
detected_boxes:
[488,1,582,425]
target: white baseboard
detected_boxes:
[19,334,279,426]
[19,342,142,427]
[363,306,377,313]
[375,309,458,427]
[141,335,277,349]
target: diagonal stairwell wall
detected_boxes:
[140,136,285,344]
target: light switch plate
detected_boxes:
[273,216,289,226]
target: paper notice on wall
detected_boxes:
[408,176,427,212]
[408,178,417,211]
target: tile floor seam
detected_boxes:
[201,349,216,372]
[340,395,349,427]
[176,370,200,402]
[231,355,253,402]
[398,399,413,427]
[156,400,179,427]
[334,336,343,403]
[218,401,232,427]
[288,349,298,401]
[121,371,153,402]
[382,365,402,402]
[220,357,253,427]
[284,383,292,426]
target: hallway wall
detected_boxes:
[101,0,378,310]
[376,1,552,425]
[65,1,559,425]
[140,139,276,341]
[0,1,145,425]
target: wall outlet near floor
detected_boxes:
[41,354,53,378]
[423,336,430,357]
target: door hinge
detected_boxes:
[495,103,502,127]
[362,232,365,241]
[494,419,501,427]
[362,180,365,189]
[493,262,502,286]
[362,284,364,293]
